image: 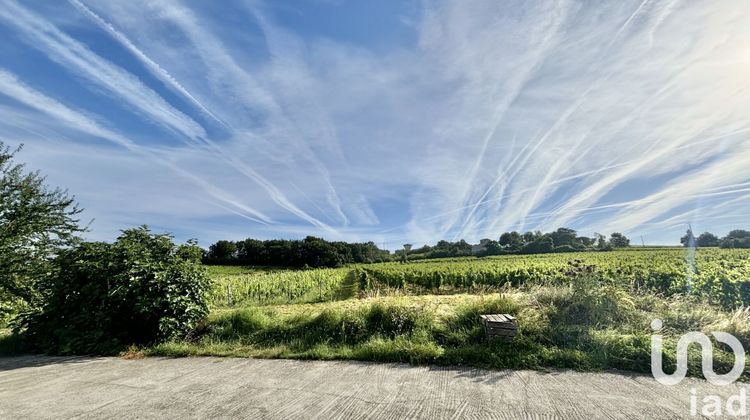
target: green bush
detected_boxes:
[16,226,210,354]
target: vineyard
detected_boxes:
[361,249,750,308]
[208,266,352,306]
[209,248,750,309]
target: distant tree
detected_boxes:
[302,236,343,267]
[205,240,238,264]
[455,240,472,253]
[520,236,554,254]
[548,227,578,248]
[696,232,720,247]
[680,229,697,248]
[577,236,595,248]
[720,230,750,248]
[594,233,612,251]
[609,232,630,248]
[1,143,84,319]
[499,231,523,250]
[237,238,264,264]
[522,231,542,243]
[482,240,502,256]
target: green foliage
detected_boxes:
[520,236,554,254]
[0,143,83,321]
[608,232,630,248]
[209,267,350,307]
[696,232,720,247]
[206,240,238,264]
[147,290,748,380]
[16,226,210,354]
[360,248,750,309]
[720,230,750,248]
[205,236,390,267]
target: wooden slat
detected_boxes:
[484,321,516,327]
[486,326,516,331]
[480,314,515,323]
[484,325,517,332]
[485,321,514,327]
[487,330,518,337]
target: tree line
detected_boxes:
[680,228,750,249]
[204,237,391,267]
[204,229,633,267]
[402,229,630,260]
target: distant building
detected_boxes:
[471,239,492,255]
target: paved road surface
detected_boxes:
[0,356,743,419]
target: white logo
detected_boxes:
[651,319,746,386]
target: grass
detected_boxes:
[143,284,749,379]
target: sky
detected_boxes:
[1,0,750,249]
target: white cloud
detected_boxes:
[1,0,749,247]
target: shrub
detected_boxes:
[16,226,210,354]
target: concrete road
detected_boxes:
[0,356,744,419]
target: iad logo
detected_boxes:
[650,319,746,386]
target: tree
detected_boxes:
[609,232,630,248]
[594,233,612,251]
[205,240,238,264]
[696,232,720,247]
[18,227,210,354]
[577,236,595,248]
[548,227,578,248]
[237,238,264,264]
[680,229,696,248]
[483,240,502,255]
[522,231,542,243]
[0,143,84,320]
[720,230,750,248]
[499,231,523,250]
[520,236,554,254]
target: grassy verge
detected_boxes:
[144,285,750,379]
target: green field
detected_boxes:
[144,248,750,379]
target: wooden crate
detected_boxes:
[480,314,517,342]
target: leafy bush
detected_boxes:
[16,226,210,354]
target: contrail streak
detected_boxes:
[67,0,225,126]
[0,68,271,224]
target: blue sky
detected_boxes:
[1,0,749,249]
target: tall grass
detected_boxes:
[148,280,749,379]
